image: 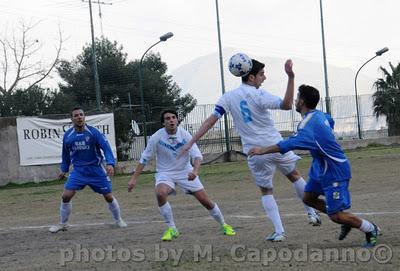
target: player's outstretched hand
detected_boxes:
[106,165,114,176]
[248,147,265,157]
[284,59,294,78]
[128,178,137,192]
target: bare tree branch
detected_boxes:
[7,24,29,93]
[0,20,63,94]
[25,27,63,92]
[18,70,45,81]
[0,39,8,94]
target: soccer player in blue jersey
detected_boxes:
[128,109,235,241]
[248,85,379,247]
[49,107,127,233]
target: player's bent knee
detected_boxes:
[61,190,75,202]
[328,213,344,224]
[103,193,114,202]
[155,190,169,201]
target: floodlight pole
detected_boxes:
[139,32,174,147]
[215,0,231,153]
[319,0,331,115]
[354,47,389,139]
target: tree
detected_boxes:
[57,37,197,159]
[372,62,400,136]
[57,38,131,109]
[0,85,75,117]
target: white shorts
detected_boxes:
[155,172,204,194]
[247,151,300,189]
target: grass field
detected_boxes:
[0,146,399,270]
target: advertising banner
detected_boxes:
[16,113,117,166]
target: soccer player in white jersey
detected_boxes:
[128,109,235,241]
[180,57,320,242]
[49,107,127,233]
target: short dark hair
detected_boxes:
[298,85,320,109]
[71,106,84,117]
[160,109,178,124]
[242,59,265,82]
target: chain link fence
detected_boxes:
[1,93,388,161]
[124,94,387,161]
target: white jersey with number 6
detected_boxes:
[214,83,284,153]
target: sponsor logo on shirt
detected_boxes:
[72,140,90,151]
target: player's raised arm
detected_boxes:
[281,59,295,110]
[178,114,219,157]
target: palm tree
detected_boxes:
[372,62,400,136]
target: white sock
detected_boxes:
[209,203,225,225]
[359,219,374,233]
[159,202,176,230]
[108,198,122,222]
[60,201,72,224]
[292,178,317,216]
[262,195,285,234]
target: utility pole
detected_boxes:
[83,0,112,37]
[82,0,112,110]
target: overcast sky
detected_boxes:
[0,0,398,89]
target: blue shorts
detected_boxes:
[304,178,351,215]
[64,165,112,194]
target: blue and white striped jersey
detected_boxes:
[278,110,351,182]
[61,125,115,172]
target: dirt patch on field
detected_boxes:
[1,147,399,270]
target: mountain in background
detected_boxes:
[171,48,377,105]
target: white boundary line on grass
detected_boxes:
[1,210,399,232]
[231,211,400,219]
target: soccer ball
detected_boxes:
[228,53,253,77]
